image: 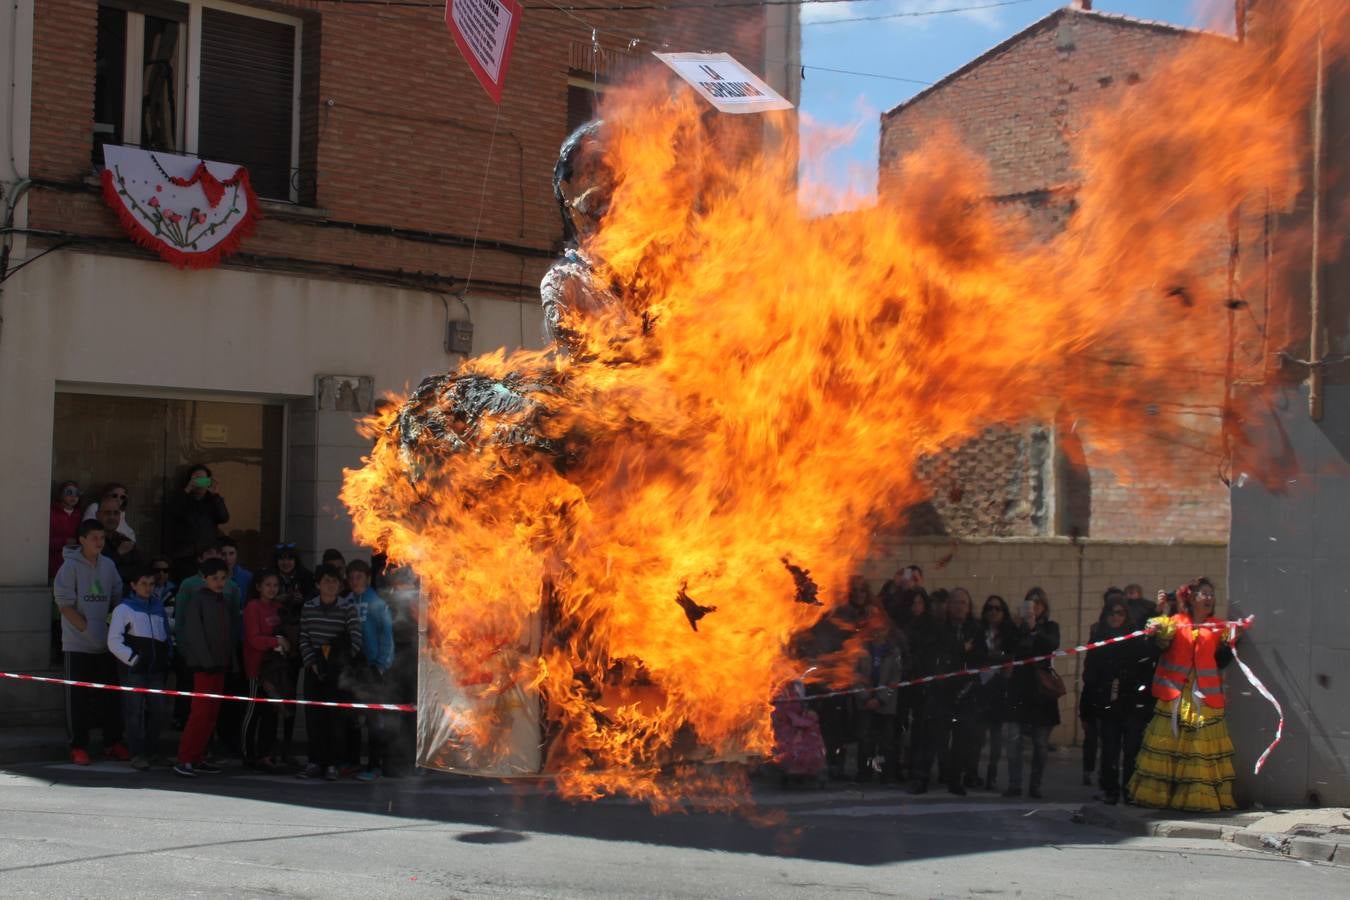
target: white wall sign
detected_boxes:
[445,0,523,103]
[653,52,794,115]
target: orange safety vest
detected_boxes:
[1151,614,1226,709]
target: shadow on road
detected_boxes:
[3,751,1151,868]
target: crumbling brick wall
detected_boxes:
[879,8,1232,541]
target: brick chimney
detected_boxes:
[1070,0,1093,10]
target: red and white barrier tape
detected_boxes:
[0,671,414,712]
[3,617,1283,774]
[785,615,1281,776]
[788,626,1158,703]
[1231,639,1283,775]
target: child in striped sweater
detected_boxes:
[298,565,363,780]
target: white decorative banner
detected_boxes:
[654,52,794,115]
[100,145,261,269]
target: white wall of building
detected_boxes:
[0,249,545,701]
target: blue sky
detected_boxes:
[798,0,1231,202]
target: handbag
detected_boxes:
[1036,665,1067,699]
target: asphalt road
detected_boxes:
[0,761,1340,899]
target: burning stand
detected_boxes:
[384,121,749,782]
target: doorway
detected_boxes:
[51,392,284,571]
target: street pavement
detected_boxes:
[0,756,1344,898]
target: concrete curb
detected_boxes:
[1233,830,1350,864]
[1078,804,1246,840]
[1080,803,1350,867]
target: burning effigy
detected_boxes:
[341,4,1348,808]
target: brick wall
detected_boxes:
[856,535,1229,746]
[907,424,1051,537]
[26,0,773,296]
[879,8,1232,542]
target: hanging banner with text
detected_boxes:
[446,0,523,103]
[653,52,794,115]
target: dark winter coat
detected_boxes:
[167,491,229,559]
[853,639,904,716]
[1081,625,1156,721]
[927,615,979,708]
[903,615,941,680]
[178,586,237,673]
[1004,617,1062,728]
[976,622,1017,723]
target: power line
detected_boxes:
[803,0,1035,26]
[303,0,952,86]
[309,2,936,86]
[303,0,1034,15]
[799,63,931,85]
[536,0,1031,10]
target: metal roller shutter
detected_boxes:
[197,7,295,200]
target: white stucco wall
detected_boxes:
[0,249,545,586]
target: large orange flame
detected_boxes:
[342,2,1347,808]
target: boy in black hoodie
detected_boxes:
[174,559,237,777]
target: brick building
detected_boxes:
[879,4,1233,542]
[0,0,798,724]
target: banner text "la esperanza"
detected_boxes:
[697,80,764,99]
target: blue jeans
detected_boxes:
[121,671,168,760]
[1005,722,1050,791]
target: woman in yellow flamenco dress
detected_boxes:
[1127,578,1240,812]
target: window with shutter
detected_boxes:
[566,73,604,137]
[93,6,128,163]
[197,9,296,200]
[92,1,303,202]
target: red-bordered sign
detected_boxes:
[445,0,523,103]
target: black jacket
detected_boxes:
[975,622,1017,722]
[1082,628,1156,720]
[101,540,145,594]
[167,492,229,559]
[1004,617,1062,727]
[928,616,979,707]
[178,587,236,673]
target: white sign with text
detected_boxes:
[654,52,794,115]
[446,0,522,103]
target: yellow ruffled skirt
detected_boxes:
[1127,688,1237,812]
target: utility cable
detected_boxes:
[303,0,1035,16]
[802,0,1034,26]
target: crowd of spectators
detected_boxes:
[47,470,416,782]
[48,474,1206,801]
[805,566,1175,803]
